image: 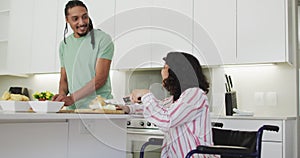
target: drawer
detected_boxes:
[211,119,282,141]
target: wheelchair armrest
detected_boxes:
[196,145,251,155]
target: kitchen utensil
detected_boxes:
[228,75,233,89]
[225,74,231,92]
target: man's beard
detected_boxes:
[77,24,89,37]
[78,31,88,37]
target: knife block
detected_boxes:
[225,91,237,116]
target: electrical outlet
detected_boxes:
[254,92,264,106]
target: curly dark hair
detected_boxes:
[163,52,209,102]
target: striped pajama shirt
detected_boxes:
[138,87,217,158]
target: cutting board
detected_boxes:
[58,109,125,114]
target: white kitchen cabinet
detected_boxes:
[7,0,59,74]
[0,122,68,158]
[0,0,9,74]
[236,0,296,64]
[68,119,127,158]
[211,117,296,158]
[7,0,33,74]
[113,0,193,69]
[194,0,236,66]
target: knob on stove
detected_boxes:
[147,122,151,126]
[127,121,131,126]
[139,121,144,126]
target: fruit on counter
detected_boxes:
[1,91,30,101]
[32,91,54,101]
[89,95,116,110]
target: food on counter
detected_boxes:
[89,95,116,110]
[32,91,54,101]
[1,91,10,100]
[1,91,29,101]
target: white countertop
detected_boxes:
[210,114,297,120]
[0,111,130,120]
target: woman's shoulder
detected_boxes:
[182,87,205,95]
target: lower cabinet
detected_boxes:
[0,119,127,158]
[211,117,296,158]
[68,119,127,158]
[0,122,68,158]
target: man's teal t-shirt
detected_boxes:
[59,29,114,109]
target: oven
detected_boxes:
[126,116,164,158]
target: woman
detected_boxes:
[127,52,215,158]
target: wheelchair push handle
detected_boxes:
[260,125,279,132]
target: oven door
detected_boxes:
[127,128,164,158]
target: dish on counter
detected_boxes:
[0,100,31,112]
[29,101,64,113]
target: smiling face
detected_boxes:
[66,6,90,38]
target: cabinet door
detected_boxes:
[7,0,34,74]
[68,119,127,158]
[262,142,282,158]
[30,0,59,73]
[194,0,236,66]
[114,0,193,69]
[236,0,286,64]
[114,0,152,69]
[150,0,193,68]
[0,122,68,158]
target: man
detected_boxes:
[53,0,114,109]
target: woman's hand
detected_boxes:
[130,89,150,103]
[116,105,130,114]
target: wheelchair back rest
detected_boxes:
[212,128,257,152]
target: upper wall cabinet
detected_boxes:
[113,0,193,70]
[194,0,236,66]
[7,0,59,74]
[236,0,296,65]
[0,0,10,74]
[194,0,296,66]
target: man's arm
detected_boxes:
[52,67,69,101]
[65,58,111,105]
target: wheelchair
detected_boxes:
[139,122,224,158]
[140,123,279,158]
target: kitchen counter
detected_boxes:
[0,111,129,120]
[210,114,296,120]
[0,111,128,158]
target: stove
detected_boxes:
[126,115,163,158]
[127,117,158,129]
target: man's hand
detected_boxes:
[62,95,75,106]
[52,94,66,102]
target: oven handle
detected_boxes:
[127,131,164,136]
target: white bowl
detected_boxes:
[0,101,30,112]
[29,101,64,113]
